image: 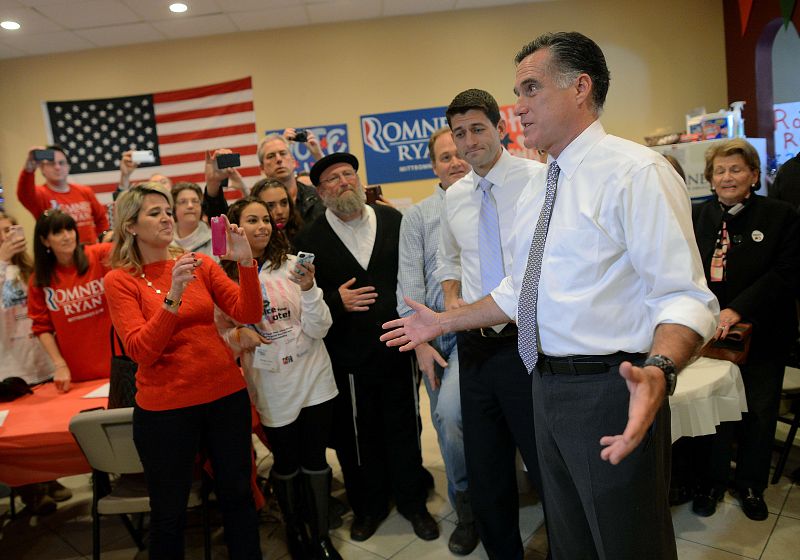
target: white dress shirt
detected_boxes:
[492,120,718,356]
[436,149,545,305]
[325,205,377,269]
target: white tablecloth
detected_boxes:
[668,357,748,442]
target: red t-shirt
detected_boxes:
[104,255,262,411]
[17,169,109,244]
[27,243,113,382]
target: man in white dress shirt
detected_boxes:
[382,33,718,559]
[436,89,546,560]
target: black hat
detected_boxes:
[310,152,359,187]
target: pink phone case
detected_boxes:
[211,217,227,256]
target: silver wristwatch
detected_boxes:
[644,354,677,396]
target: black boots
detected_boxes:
[272,468,343,560]
[271,470,310,559]
[303,467,343,560]
[449,491,479,555]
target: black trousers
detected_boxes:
[531,364,675,560]
[331,353,427,518]
[133,389,261,560]
[692,356,786,492]
[457,331,543,560]
[263,399,335,476]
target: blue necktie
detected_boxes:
[478,178,505,296]
[518,161,560,373]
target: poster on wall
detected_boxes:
[359,104,544,185]
[499,104,542,160]
[773,101,800,167]
[265,124,350,173]
[360,107,448,184]
[42,77,260,204]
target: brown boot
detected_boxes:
[18,483,57,516]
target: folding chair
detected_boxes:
[772,367,800,484]
[69,407,210,560]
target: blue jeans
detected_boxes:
[422,340,468,507]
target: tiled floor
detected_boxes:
[1,388,798,559]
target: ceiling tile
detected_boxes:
[151,13,237,40]
[74,22,165,47]
[382,0,456,17]
[307,0,382,25]
[227,6,308,32]
[2,29,94,54]
[0,6,63,33]
[121,0,222,21]
[214,0,298,12]
[35,0,141,29]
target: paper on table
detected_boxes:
[0,410,8,427]
[82,382,110,399]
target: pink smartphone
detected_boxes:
[210,217,227,256]
[8,225,24,242]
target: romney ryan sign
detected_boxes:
[360,107,448,184]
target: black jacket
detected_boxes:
[294,204,405,373]
[692,195,800,357]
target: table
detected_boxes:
[669,357,748,442]
[0,379,109,486]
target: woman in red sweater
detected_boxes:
[104,183,263,559]
[28,210,113,392]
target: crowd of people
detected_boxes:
[1,30,799,560]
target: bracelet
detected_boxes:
[164,295,181,310]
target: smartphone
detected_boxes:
[365,185,382,204]
[296,251,315,266]
[210,216,227,256]
[33,149,55,162]
[130,150,155,164]
[8,225,24,242]
[216,153,241,169]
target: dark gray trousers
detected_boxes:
[531,365,676,560]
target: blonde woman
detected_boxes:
[104,183,263,559]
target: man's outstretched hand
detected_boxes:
[599,361,666,465]
[381,297,443,351]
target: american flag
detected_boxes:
[43,77,260,204]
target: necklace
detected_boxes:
[140,271,163,295]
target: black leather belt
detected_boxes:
[466,324,518,338]
[536,352,646,376]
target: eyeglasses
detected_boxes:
[319,170,357,187]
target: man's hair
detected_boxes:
[427,127,454,165]
[445,89,501,128]
[257,133,290,166]
[515,32,610,114]
[47,144,69,160]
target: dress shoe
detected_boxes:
[736,488,768,521]
[692,486,724,517]
[47,480,73,502]
[404,510,439,541]
[350,513,387,542]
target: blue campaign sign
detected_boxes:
[360,106,449,184]
[265,124,349,173]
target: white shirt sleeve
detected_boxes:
[434,193,461,284]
